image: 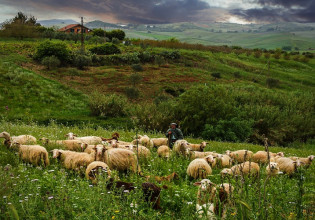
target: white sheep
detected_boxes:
[132,135,154,149]
[274,157,303,175]
[1,131,37,147]
[63,151,96,171]
[151,138,168,147]
[40,138,83,151]
[266,162,280,177]
[187,155,214,179]
[157,145,171,159]
[65,132,102,145]
[188,141,208,152]
[220,161,260,177]
[51,149,77,162]
[216,154,232,168]
[174,140,190,156]
[226,150,253,163]
[189,151,218,160]
[289,155,314,168]
[10,142,49,167]
[252,151,284,164]
[126,145,151,159]
[85,161,111,184]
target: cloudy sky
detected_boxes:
[0,0,314,24]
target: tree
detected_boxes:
[108,29,125,41]
[92,28,105,37]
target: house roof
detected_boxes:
[58,24,91,32]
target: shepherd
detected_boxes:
[165,123,183,149]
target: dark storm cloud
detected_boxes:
[231,0,315,22]
[0,0,212,24]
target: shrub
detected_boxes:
[109,29,125,41]
[300,56,310,63]
[121,53,140,64]
[41,55,60,70]
[254,50,262,58]
[139,51,153,63]
[211,72,221,79]
[266,78,280,88]
[155,55,165,66]
[160,51,180,60]
[111,37,120,44]
[88,92,127,118]
[54,32,67,41]
[125,87,140,100]
[129,73,142,86]
[264,53,271,59]
[89,43,121,55]
[71,51,92,70]
[34,41,70,63]
[131,64,143,72]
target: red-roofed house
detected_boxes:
[58,24,91,34]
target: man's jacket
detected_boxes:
[165,128,184,140]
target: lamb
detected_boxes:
[289,155,314,168]
[146,172,179,183]
[194,179,217,219]
[188,141,208,152]
[1,131,37,147]
[95,146,141,174]
[157,145,171,158]
[187,155,214,179]
[220,161,260,177]
[10,142,49,167]
[252,151,284,164]
[216,154,232,168]
[85,161,111,184]
[65,132,102,145]
[151,138,168,147]
[266,162,280,177]
[226,150,253,163]
[40,138,83,151]
[274,157,303,175]
[174,140,190,156]
[132,135,154,149]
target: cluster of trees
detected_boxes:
[91,28,125,41]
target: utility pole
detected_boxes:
[104,25,106,43]
[80,17,85,53]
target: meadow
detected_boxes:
[0,121,314,219]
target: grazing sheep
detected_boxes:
[63,151,96,171]
[142,182,163,210]
[65,132,102,145]
[95,147,141,174]
[51,149,76,161]
[10,142,49,167]
[1,131,36,146]
[226,150,253,163]
[189,151,218,160]
[188,141,208,152]
[174,140,190,156]
[194,179,217,219]
[40,138,83,151]
[252,151,284,164]
[151,138,168,147]
[274,157,303,175]
[266,162,280,177]
[83,144,107,154]
[290,155,314,168]
[157,145,171,158]
[220,161,260,177]
[187,155,214,179]
[216,154,232,168]
[215,183,235,219]
[132,135,154,149]
[85,161,111,184]
[146,172,179,183]
[127,145,151,159]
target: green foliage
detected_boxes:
[131,64,143,72]
[89,43,120,55]
[154,55,165,66]
[34,41,70,63]
[55,31,67,41]
[125,87,140,100]
[88,92,127,118]
[41,55,60,70]
[71,51,92,70]
[160,50,180,60]
[92,28,105,37]
[111,37,120,44]
[108,29,125,41]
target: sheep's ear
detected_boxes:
[65,134,68,137]
[73,134,77,137]
[193,182,201,186]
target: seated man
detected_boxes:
[165,123,183,148]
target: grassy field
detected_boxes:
[0,121,314,219]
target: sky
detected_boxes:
[0,0,314,24]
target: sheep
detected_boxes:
[274,157,303,175]
[65,132,102,145]
[187,155,214,179]
[157,145,171,158]
[106,178,135,193]
[215,183,235,219]
[252,151,284,164]
[1,131,36,146]
[266,162,280,177]
[40,138,83,151]
[216,154,232,168]
[188,141,208,152]
[194,179,217,219]
[151,138,168,147]
[226,150,253,163]
[132,135,154,149]
[63,151,96,171]
[83,144,108,154]
[146,172,179,183]
[174,140,190,156]
[95,146,141,174]
[289,155,314,168]
[126,145,151,159]
[85,161,111,184]
[51,149,77,162]
[220,161,260,177]
[101,132,120,142]
[189,151,218,160]
[142,182,163,210]
[10,142,49,167]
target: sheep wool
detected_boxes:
[189,151,216,160]
[151,138,168,147]
[65,132,102,145]
[216,154,232,168]
[85,161,111,184]
[290,155,314,168]
[226,150,253,163]
[157,145,171,158]
[188,141,208,152]
[222,161,260,177]
[252,151,284,164]
[186,156,214,179]
[1,131,37,146]
[275,157,302,175]
[11,143,49,167]
[174,140,189,156]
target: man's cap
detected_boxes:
[170,123,177,126]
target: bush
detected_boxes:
[109,29,125,41]
[89,43,121,55]
[266,78,280,88]
[160,51,180,60]
[131,64,143,72]
[264,53,271,59]
[34,41,70,63]
[71,51,92,70]
[155,55,165,66]
[88,93,127,118]
[254,50,262,58]
[129,73,142,87]
[139,51,153,63]
[41,55,60,70]
[125,87,140,100]
[111,37,120,44]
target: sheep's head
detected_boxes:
[221,168,233,177]
[200,142,208,151]
[269,162,278,170]
[277,152,284,157]
[0,132,10,139]
[40,137,49,145]
[225,150,231,156]
[194,179,216,191]
[308,155,315,162]
[293,159,304,169]
[95,145,105,157]
[65,132,77,140]
[51,149,62,159]
[109,139,118,148]
[10,141,21,150]
[205,155,214,164]
[80,143,88,151]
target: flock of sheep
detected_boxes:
[0,131,314,218]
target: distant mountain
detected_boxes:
[38,19,79,27]
[85,20,125,29]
